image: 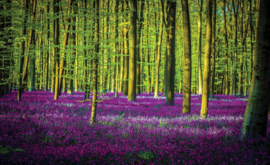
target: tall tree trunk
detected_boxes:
[161,0,176,105]
[57,1,74,98]
[18,0,29,101]
[145,1,151,94]
[197,0,203,94]
[45,3,50,92]
[114,0,119,97]
[128,0,137,101]
[136,0,145,94]
[29,0,37,92]
[241,0,270,140]
[222,0,229,95]
[84,0,89,101]
[200,0,212,119]
[123,0,129,95]
[90,0,100,125]
[53,0,60,100]
[210,0,216,99]
[68,1,78,95]
[231,0,239,96]
[154,1,163,98]
[181,0,192,114]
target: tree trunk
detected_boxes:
[197,0,203,94]
[154,1,163,98]
[162,0,176,105]
[114,0,119,97]
[90,0,100,125]
[181,0,192,114]
[128,0,137,101]
[200,0,212,119]
[241,0,270,140]
[29,0,37,92]
[68,1,78,95]
[222,0,229,95]
[53,0,60,100]
[210,0,216,99]
[18,0,29,101]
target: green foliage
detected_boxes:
[138,151,156,160]
[0,145,25,154]
[115,113,125,122]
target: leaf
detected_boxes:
[115,113,125,122]
[0,148,11,154]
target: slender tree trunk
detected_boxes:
[197,0,203,94]
[241,0,270,139]
[90,0,100,125]
[29,0,37,92]
[222,0,229,95]
[128,0,137,101]
[18,0,29,101]
[45,3,50,92]
[67,1,78,95]
[114,0,119,97]
[154,1,163,98]
[84,0,89,101]
[53,0,60,100]
[181,0,192,114]
[136,0,145,94]
[200,0,212,119]
[210,0,216,99]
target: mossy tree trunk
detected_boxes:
[200,0,212,119]
[181,0,192,114]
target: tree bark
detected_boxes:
[181,0,192,114]
[210,0,216,99]
[90,0,100,125]
[241,0,270,140]
[53,0,60,100]
[200,0,212,119]
[18,0,29,101]
[222,0,229,95]
[154,1,163,98]
[128,0,137,101]
[197,0,203,95]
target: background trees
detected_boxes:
[0,0,265,119]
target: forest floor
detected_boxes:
[0,90,269,164]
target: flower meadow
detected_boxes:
[0,90,270,164]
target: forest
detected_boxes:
[0,0,270,164]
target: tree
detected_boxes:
[123,0,129,96]
[241,0,270,140]
[200,0,212,119]
[197,0,203,95]
[161,0,176,105]
[114,0,120,98]
[154,0,163,98]
[67,0,78,95]
[128,0,137,101]
[222,0,229,95]
[53,0,60,100]
[18,0,29,101]
[210,0,216,99]
[90,0,100,125]
[45,2,50,92]
[181,0,192,114]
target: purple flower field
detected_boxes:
[0,90,270,164]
